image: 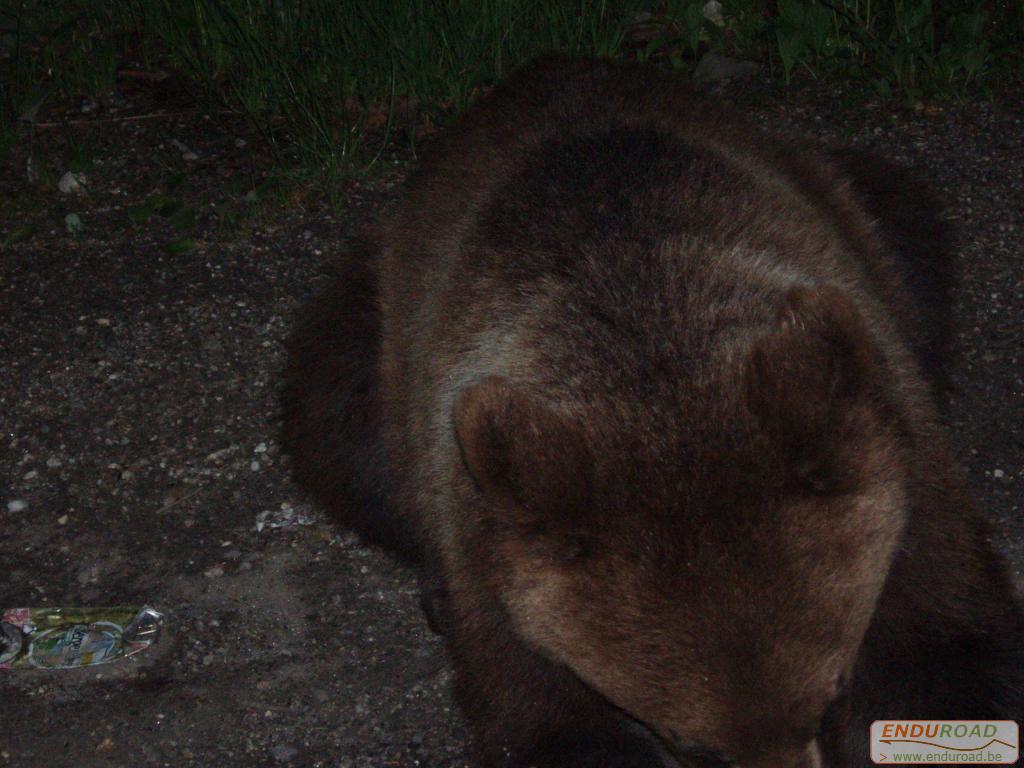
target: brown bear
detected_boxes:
[282,57,1023,767]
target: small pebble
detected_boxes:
[78,565,99,586]
[7,499,28,513]
[702,0,725,26]
[58,171,85,194]
[65,213,83,234]
[57,515,68,525]
[204,566,224,578]
[171,139,198,161]
[46,457,63,468]
[271,745,298,763]
[993,469,1005,479]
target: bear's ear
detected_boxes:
[454,377,591,522]
[745,285,878,488]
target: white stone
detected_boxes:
[58,171,85,194]
[702,0,725,27]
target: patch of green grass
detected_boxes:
[64,135,96,173]
[125,192,196,237]
[3,1,1021,178]
[150,194,183,218]
[123,0,654,173]
[167,204,195,232]
[163,236,197,255]
[125,201,155,225]
[752,0,1019,101]
[1,2,121,129]
[3,221,35,245]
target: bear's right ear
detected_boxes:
[454,377,591,523]
[744,285,880,490]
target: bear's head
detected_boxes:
[454,286,906,766]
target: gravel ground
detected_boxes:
[0,76,1021,767]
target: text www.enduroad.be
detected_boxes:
[893,752,1009,762]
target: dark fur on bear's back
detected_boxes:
[283,57,1023,767]
[281,241,419,563]
[824,147,956,392]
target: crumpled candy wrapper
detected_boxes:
[0,606,164,669]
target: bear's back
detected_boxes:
[379,58,933,384]
[376,58,946,473]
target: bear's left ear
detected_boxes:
[454,377,591,523]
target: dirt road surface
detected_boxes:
[1,79,1021,767]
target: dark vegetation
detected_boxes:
[2,0,1022,176]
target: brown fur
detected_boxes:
[283,57,1024,767]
